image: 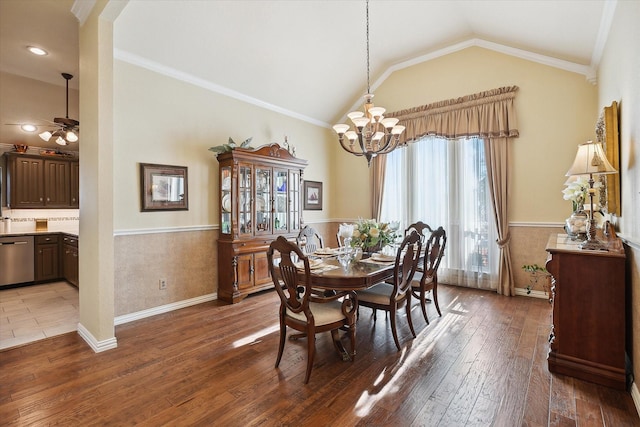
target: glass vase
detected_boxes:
[565,211,588,241]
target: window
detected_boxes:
[380,136,498,290]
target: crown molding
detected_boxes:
[71,0,96,26]
[114,49,330,129]
[373,38,597,93]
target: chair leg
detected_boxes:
[433,282,442,317]
[405,295,416,338]
[275,321,286,368]
[390,307,401,351]
[421,287,429,324]
[304,328,315,384]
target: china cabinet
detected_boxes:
[545,232,626,389]
[216,144,307,303]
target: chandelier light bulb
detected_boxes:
[55,136,67,146]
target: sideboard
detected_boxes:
[545,233,626,389]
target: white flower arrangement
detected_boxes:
[562,176,601,213]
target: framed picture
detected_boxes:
[140,163,189,211]
[303,180,322,210]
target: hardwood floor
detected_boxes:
[1,284,638,426]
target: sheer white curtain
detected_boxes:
[380,136,498,290]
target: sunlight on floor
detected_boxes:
[354,310,463,418]
[232,323,279,348]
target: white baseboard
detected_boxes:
[77,323,118,353]
[630,381,640,418]
[114,293,218,326]
[514,287,550,300]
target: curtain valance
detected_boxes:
[386,86,520,143]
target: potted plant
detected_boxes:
[522,263,551,300]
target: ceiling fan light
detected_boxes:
[55,136,67,146]
[66,131,78,142]
[21,124,37,132]
[39,131,52,141]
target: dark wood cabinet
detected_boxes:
[34,234,60,282]
[44,159,71,207]
[545,233,626,389]
[62,235,79,287]
[7,155,44,208]
[216,144,307,303]
[70,161,80,207]
[4,153,79,209]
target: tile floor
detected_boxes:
[0,281,79,350]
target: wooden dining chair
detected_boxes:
[411,226,447,323]
[405,221,432,242]
[267,236,358,384]
[296,225,325,254]
[356,230,422,351]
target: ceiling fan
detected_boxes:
[38,72,79,146]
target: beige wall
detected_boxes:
[113,61,333,231]
[371,46,599,223]
[596,0,640,396]
[112,60,335,313]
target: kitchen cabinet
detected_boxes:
[34,234,60,282]
[216,143,307,303]
[70,161,80,207]
[62,235,79,287]
[5,154,44,208]
[545,233,626,389]
[4,153,79,209]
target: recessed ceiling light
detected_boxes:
[21,124,37,132]
[27,46,47,56]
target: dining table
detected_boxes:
[305,256,397,290]
[296,251,399,361]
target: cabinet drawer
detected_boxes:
[36,234,59,245]
[62,235,78,247]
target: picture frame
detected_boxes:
[303,180,323,210]
[595,101,621,216]
[140,163,189,211]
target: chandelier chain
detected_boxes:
[366,0,370,95]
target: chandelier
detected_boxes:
[332,0,405,166]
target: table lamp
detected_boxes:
[565,140,618,250]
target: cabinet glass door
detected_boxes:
[274,169,288,232]
[220,166,232,235]
[289,170,301,231]
[239,165,252,236]
[255,167,272,234]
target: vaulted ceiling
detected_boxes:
[0,0,614,149]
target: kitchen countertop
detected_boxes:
[0,230,79,238]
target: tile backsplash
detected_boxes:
[1,209,79,233]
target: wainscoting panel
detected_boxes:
[114,229,218,316]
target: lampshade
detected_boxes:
[66,130,78,142]
[566,141,617,176]
[39,131,52,141]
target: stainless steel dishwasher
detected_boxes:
[0,236,35,286]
